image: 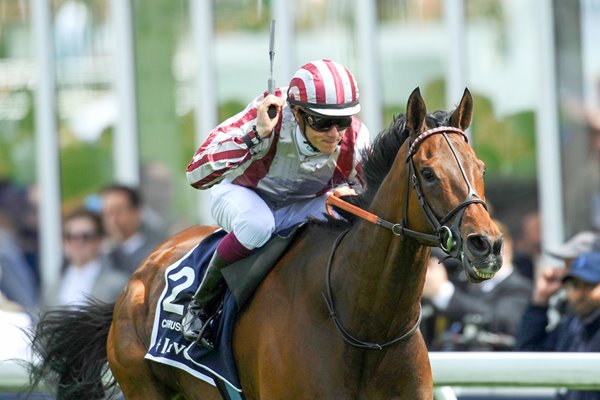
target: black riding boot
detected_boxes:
[182,252,228,342]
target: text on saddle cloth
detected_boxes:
[145,227,298,396]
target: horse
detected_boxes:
[27,87,503,399]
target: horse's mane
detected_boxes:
[329,110,450,224]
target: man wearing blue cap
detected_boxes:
[518,251,600,399]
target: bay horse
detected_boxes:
[28,88,502,399]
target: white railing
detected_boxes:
[431,352,600,389]
[432,352,600,399]
[2,352,600,393]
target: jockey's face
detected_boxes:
[306,124,345,155]
[294,109,349,155]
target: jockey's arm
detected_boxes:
[186,95,283,190]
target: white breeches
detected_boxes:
[209,181,329,250]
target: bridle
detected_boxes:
[404,126,487,257]
[326,125,487,258]
[323,125,488,350]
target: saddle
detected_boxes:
[198,227,299,347]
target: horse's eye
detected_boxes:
[420,168,436,182]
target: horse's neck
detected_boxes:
[341,228,426,315]
[332,162,428,341]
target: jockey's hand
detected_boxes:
[256,95,285,138]
[331,186,357,198]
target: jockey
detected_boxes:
[182,59,371,343]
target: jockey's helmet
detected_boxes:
[287,59,360,117]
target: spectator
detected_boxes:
[0,229,32,362]
[45,208,128,308]
[517,251,600,400]
[0,179,40,287]
[513,210,542,281]
[100,184,163,274]
[543,230,600,327]
[0,213,38,313]
[422,220,531,351]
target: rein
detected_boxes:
[325,194,439,244]
[323,125,486,350]
[322,228,422,350]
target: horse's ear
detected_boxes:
[406,87,427,138]
[449,88,473,130]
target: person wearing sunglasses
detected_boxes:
[183,59,370,343]
[44,208,129,309]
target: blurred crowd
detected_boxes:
[0,178,170,360]
[420,213,600,359]
[421,219,532,351]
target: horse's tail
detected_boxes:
[26,298,118,400]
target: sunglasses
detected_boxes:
[64,232,98,242]
[303,112,352,132]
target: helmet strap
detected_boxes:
[302,122,321,153]
[295,108,321,153]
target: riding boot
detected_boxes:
[182,252,228,342]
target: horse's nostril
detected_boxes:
[466,235,491,257]
[492,238,503,256]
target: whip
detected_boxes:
[267,19,277,119]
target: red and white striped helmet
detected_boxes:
[287,59,360,117]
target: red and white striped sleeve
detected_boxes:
[186,95,272,190]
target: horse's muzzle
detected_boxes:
[462,234,503,283]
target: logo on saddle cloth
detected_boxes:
[145,228,297,396]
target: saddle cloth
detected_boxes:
[145,227,297,398]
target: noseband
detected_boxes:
[323,126,487,350]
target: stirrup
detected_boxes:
[182,304,208,342]
[195,303,224,350]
